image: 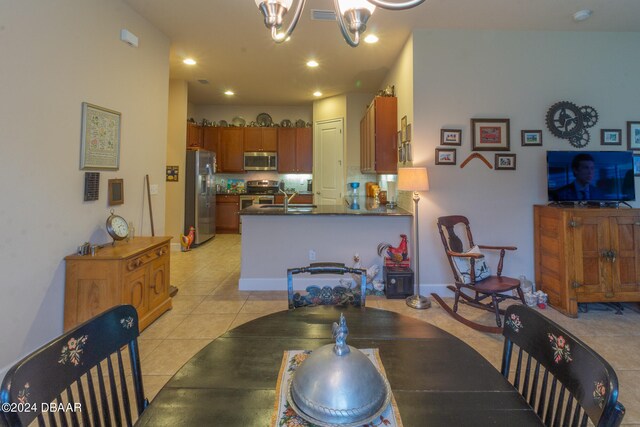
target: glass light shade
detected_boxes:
[255,0,293,8]
[337,0,376,14]
[397,167,429,191]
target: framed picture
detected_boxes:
[471,118,510,151]
[495,153,516,170]
[80,102,121,170]
[166,165,179,182]
[406,124,412,142]
[634,155,640,177]
[401,115,408,143]
[521,130,542,147]
[435,148,456,165]
[627,121,640,150]
[108,179,124,205]
[601,129,622,146]
[441,129,462,146]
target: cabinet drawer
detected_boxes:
[126,244,169,272]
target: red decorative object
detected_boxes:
[180,226,195,251]
[377,234,410,267]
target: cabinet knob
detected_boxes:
[571,281,581,289]
[568,220,578,228]
[635,222,640,226]
[390,278,396,284]
[605,291,614,298]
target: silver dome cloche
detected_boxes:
[287,313,391,426]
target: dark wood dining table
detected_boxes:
[135,306,543,426]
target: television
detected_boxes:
[547,151,635,203]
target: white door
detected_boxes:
[314,119,344,205]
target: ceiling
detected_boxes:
[123,0,640,106]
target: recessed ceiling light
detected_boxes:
[306,60,319,68]
[573,9,593,22]
[224,90,235,96]
[313,91,322,97]
[364,34,379,44]
[183,58,197,65]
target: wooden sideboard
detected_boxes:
[64,236,172,331]
[534,205,640,317]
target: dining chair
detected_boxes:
[501,304,625,427]
[432,215,525,333]
[0,305,147,427]
[287,262,367,309]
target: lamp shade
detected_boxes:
[397,167,429,192]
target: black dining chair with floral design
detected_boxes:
[0,305,147,427]
[287,262,367,309]
[501,304,625,427]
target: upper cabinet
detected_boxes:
[360,96,397,174]
[278,128,313,173]
[187,122,203,149]
[244,128,277,152]
[203,126,219,152]
[218,128,244,173]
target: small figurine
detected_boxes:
[351,253,380,286]
[377,234,409,267]
[332,313,350,356]
[180,226,195,252]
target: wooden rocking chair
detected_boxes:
[431,215,525,334]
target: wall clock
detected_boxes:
[545,101,598,148]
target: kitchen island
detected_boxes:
[239,198,412,291]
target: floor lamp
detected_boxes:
[398,167,431,309]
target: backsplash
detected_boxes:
[216,172,312,193]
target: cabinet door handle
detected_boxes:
[571,281,581,289]
[609,250,616,263]
[568,220,578,228]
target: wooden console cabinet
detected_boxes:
[534,205,640,317]
[64,237,172,331]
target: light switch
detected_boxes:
[150,184,159,195]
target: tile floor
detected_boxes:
[140,234,639,425]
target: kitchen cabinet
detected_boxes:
[203,126,219,152]
[244,128,277,152]
[216,194,240,233]
[360,96,397,174]
[274,194,314,204]
[64,237,172,332]
[187,122,203,149]
[278,128,313,173]
[534,205,640,317]
[218,128,244,173]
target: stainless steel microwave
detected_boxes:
[244,152,277,171]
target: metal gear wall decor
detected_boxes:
[545,101,598,148]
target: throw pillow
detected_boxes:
[452,245,491,284]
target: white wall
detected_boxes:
[166,80,189,243]
[0,0,170,374]
[407,30,640,290]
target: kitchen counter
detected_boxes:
[240,197,411,216]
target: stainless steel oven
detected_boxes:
[244,152,277,171]
[239,195,275,233]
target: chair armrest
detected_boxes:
[446,250,484,259]
[478,245,517,251]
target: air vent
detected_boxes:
[197,79,209,84]
[311,9,336,21]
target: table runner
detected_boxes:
[271,348,403,427]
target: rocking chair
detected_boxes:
[431,215,525,334]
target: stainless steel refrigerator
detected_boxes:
[185,149,216,246]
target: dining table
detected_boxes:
[135,305,543,426]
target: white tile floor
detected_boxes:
[140,234,640,425]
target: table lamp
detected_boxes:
[397,167,431,309]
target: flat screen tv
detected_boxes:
[547,151,635,202]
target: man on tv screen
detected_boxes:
[552,153,605,201]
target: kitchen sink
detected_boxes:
[260,204,316,212]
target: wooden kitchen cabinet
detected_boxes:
[534,205,640,317]
[244,128,277,152]
[216,194,240,233]
[218,128,244,172]
[64,237,172,332]
[187,122,203,149]
[203,126,219,152]
[274,194,314,204]
[278,128,313,173]
[360,96,397,174]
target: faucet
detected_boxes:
[279,188,297,211]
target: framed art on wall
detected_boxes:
[401,116,408,143]
[634,155,640,177]
[80,102,121,170]
[601,129,622,146]
[471,118,510,151]
[435,148,456,165]
[521,130,542,146]
[108,179,124,205]
[627,121,640,150]
[495,153,516,170]
[441,129,462,146]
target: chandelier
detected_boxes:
[255,0,426,47]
